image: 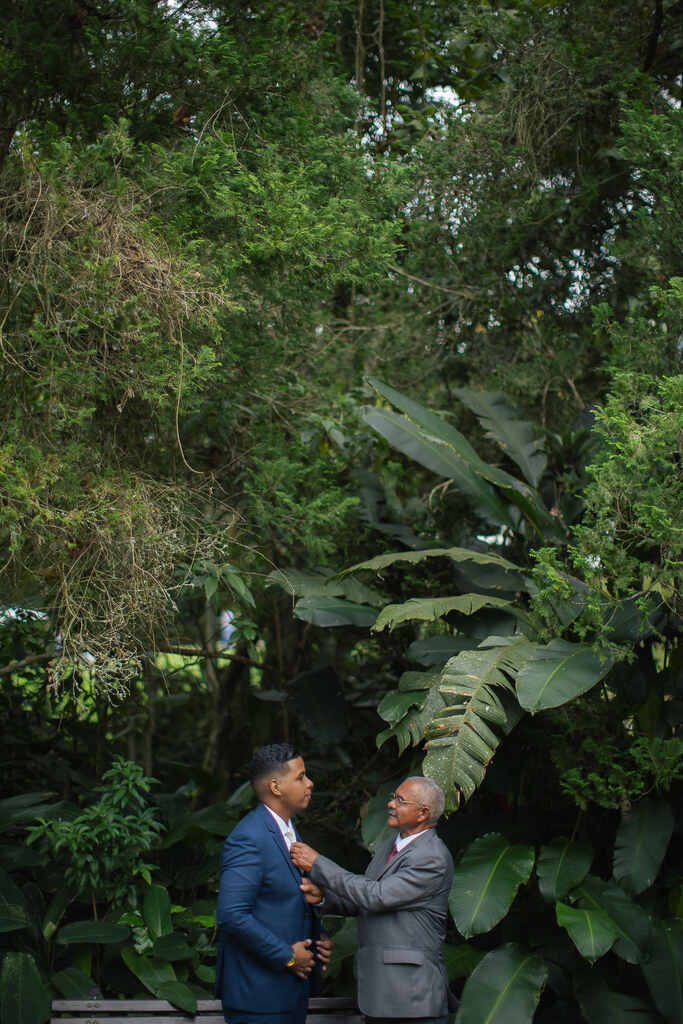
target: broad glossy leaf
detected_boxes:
[516,639,613,712]
[360,405,509,524]
[573,876,652,964]
[574,969,660,1023]
[372,593,513,633]
[0,793,57,833]
[555,902,618,962]
[0,952,50,1024]
[454,388,548,487]
[377,684,446,756]
[456,943,547,1024]
[398,669,441,691]
[450,833,535,938]
[423,637,530,803]
[51,967,95,999]
[120,948,176,996]
[360,781,396,853]
[377,689,425,725]
[143,884,172,939]
[613,798,674,895]
[407,635,471,666]
[536,839,593,901]
[443,942,484,979]
[293,596,377,628]
[57,920,130,944]
[323,918,358,981]
[340,545,520,578]
[267,568,384,606]
[641,919,683,1024]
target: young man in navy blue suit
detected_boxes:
[215,744,329,1024]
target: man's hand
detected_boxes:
[299,878,324,905]
[289,939,315,979]
[315,934,333,973]
[290,841,319,872]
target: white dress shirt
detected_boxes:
[265,804,296,849]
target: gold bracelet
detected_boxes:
[286,953,296,968]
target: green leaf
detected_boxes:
[423,637,529,803]
[613,798,674,895]
[516,639,613,713]
[360,403,509,525]
[57,920,130,944]
[443,942,484,979]
[641,919,683,1024]
[0,952,51,1024]
[155,980,197,1013]
[268,568,384,607]
[42,887,73,941]
[143,884,173,939]
[450,833,535,938]
[407,635,473,665]
[456,943,548,1024]
[573,876,652,964]
[195,963,215,984]
[340,546,521,579]
[120,948,176,996]
[321,918,358,981]
[0,793,58,833]
[360,781,396,853]
[0,867,30,933]
[454,388,548,487]
[51,966,95,999]
[293,596,377,628]
[574,969,660,1023]
[223,567,256,609]
[536,839,593,901]
[377,689,425,724]
[377,684,446,756]
[398,669,442,691]
[555,902,619,962]
[151,933,194,961]
[372,593,514,633]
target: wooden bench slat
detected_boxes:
[50,996,361,1023]
[52,998,356,1012]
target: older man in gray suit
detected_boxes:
[290,777,454,1024]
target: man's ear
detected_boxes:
[268,776,281,797]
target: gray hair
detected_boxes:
[404,776,446,824]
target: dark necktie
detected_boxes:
[387,842,398,863]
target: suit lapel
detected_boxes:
[259,803,304,887]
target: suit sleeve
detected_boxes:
[216,834,293,969]
[310,851,446,913]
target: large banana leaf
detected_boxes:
[268,567,384,606]
[555,902,619,962]
[573,876,652,964]
[450,833,535,938]
[574,969,661,1023]
[377,683,447,756]
[423,636,530,802]
[0,952,51,1024]
[612,798,674,895]
[340,545,522,579]
[372,593,516,633]
[641,919,683,1024]
[360,404,510,524]
[407,635,472,665]
[454,388,548,487]
[536,839,593,901]
[365,377,561,539]
[293,596,377,628]
[516,638,614,712]
[455,943,547,1024]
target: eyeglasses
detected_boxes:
[389,792,427,809]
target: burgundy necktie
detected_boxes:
[387,843,398,863]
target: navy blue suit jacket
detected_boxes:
[215,802,318,1012]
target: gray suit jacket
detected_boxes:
[310,829,454,1019]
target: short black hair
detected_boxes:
[249,743,299,785]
